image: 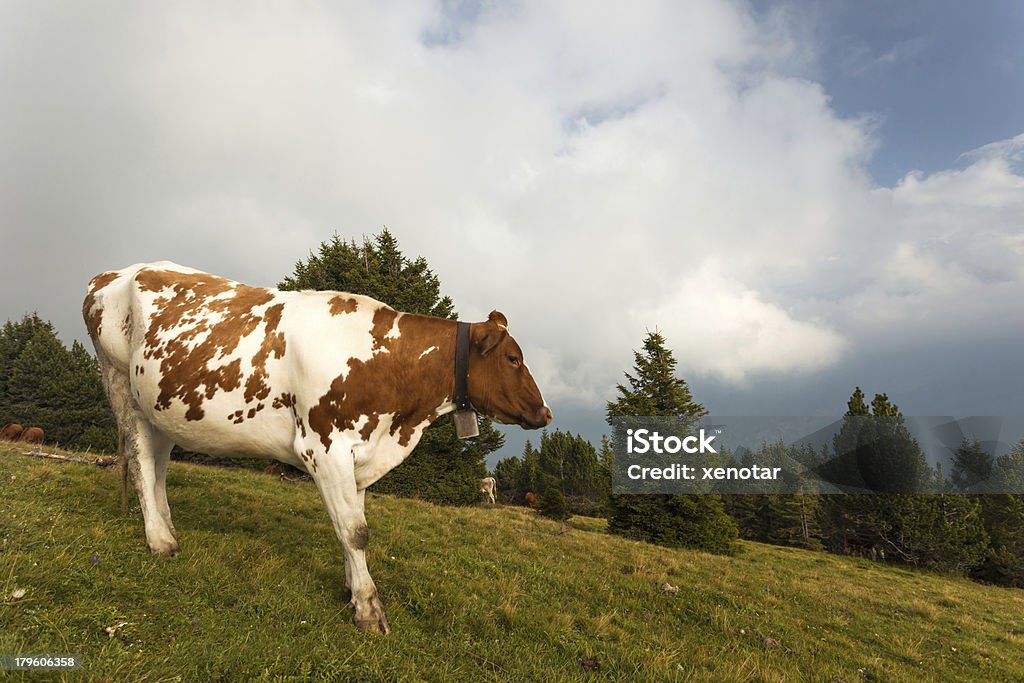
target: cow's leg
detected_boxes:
[98,356,178,555]
[125,417,177,555]
[151,433,176,537]
[310,446,389,634]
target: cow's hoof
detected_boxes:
[353,597,390,635]
[148,540,180,557]
[354,615,390,634]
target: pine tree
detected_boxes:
[279,229,455,319]
[492,455,520,505]
[990,442,1024,494]
[821,388,988,572]
[724,441,823,550]
[279,229,501,505]
[819,388,929,493]
[537,430,600,495]
[518,439,542,499]
[606,331,738,555]
[536,429,605,515]
[967,440,1024,586]
[0,314,117,451]
[538,485,571,521]
[592,435,613,516]
[597,435,613,481]
[972,494,1024,587]
[951,439,994,491]
[0,314,54,405]
[608,332,705,421]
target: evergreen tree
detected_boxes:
[821,388,987,573]
[592,435,613,515]
[606,331,738,554]
[867,394,932,493]
[764,493,823,549]
[608,332,706,420]
[0,314,58,405]
[538,485,571,521]
[597,435,613,484]
[493,454,522,504]
[517,439,542,499]
[968,440,1024,586]
[554,430,605,515]
[951,439,994,491]
[723,442,823,550]
[990,442,1024,494]
[279,229,455,319]
[819,388,930,493]
[537,430,602,497]
[0,314,117,452]
[972,494,1024,587]
[783,493,824,550]
[279,229,501,505]
[494,432,609,514]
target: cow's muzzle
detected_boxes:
[523,405,553,430]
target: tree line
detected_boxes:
[492,329,1024,588]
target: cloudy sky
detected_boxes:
[2,1,1022,457]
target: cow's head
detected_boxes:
[467,311,552,429]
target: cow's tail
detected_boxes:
[83,266,138,514]
[119,432,129,514]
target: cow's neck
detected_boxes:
[375,311,460,436]
[426,317,460,421]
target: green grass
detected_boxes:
[2,443,1023,682]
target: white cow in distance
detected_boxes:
[480,476,497,504]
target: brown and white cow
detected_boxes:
[83,262,550,634]
[479,476,496,504]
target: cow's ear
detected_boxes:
[473,311,508,357]
[488,310,508,329]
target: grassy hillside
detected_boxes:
[2,443,1023,682]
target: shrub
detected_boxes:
[538,486,571,521]
[608,494,738,555]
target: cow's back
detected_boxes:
[84,262,389,462]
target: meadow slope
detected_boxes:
[1,443,1023,682]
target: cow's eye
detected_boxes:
[507,354,520,365]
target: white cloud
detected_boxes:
[839,142,1024,345]
[632,259,847,382]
